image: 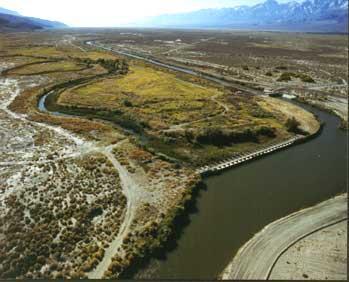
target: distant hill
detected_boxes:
[27,17,67,29]
[0,7,21,16]
[0,7,67,31]
[139,0,348,33]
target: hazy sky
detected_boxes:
[0,0,300,27]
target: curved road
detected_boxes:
[87,144,140,279]
[221,194,348,280]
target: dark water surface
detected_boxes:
[135,103,348,279]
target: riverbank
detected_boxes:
[296,96,348,130]
[116,180,205,279]
[269,220,347,280]
[221,193,348,280]
[258,97,321,135]
[198,96,321,175]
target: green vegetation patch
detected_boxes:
[58,65,222,129]
[10,61,87,75]
[277,72,315,83]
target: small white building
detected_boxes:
[264,88,273,95]
[282,94,297,99]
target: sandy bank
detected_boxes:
[258,96,321,135]
[221,193,347,280]
[270,220,347,280]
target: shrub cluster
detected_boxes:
[77,58,129,74]
[277,72,315,83]
[0,154,127,279]
[194,126,276,147]
[285,117,308,135]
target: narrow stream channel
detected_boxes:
[133,103,347,279]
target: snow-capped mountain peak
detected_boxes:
[140,0,348,32]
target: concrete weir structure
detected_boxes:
[197,135,302,175]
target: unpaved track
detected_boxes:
[163,93,229,133]
[221,194,348,280]
[88,146,138,279]
[2,76,137,279]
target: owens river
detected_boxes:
[42,42,347,279]
[133,102,347,279]
[39,83,347,279]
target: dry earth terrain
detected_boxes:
[0,32,198,279]
[0,29,340,279]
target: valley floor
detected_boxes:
[0,30,346,279]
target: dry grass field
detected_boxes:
[57,62,294,166]
[58,64,222,127]
[7,61,87,75]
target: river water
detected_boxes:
[134,103,348,279]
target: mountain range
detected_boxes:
[139,0,348,33]
[0,7,21,16]
[1,1,347,32]
[0,7,67,31]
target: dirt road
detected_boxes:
[87,146,139,279]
